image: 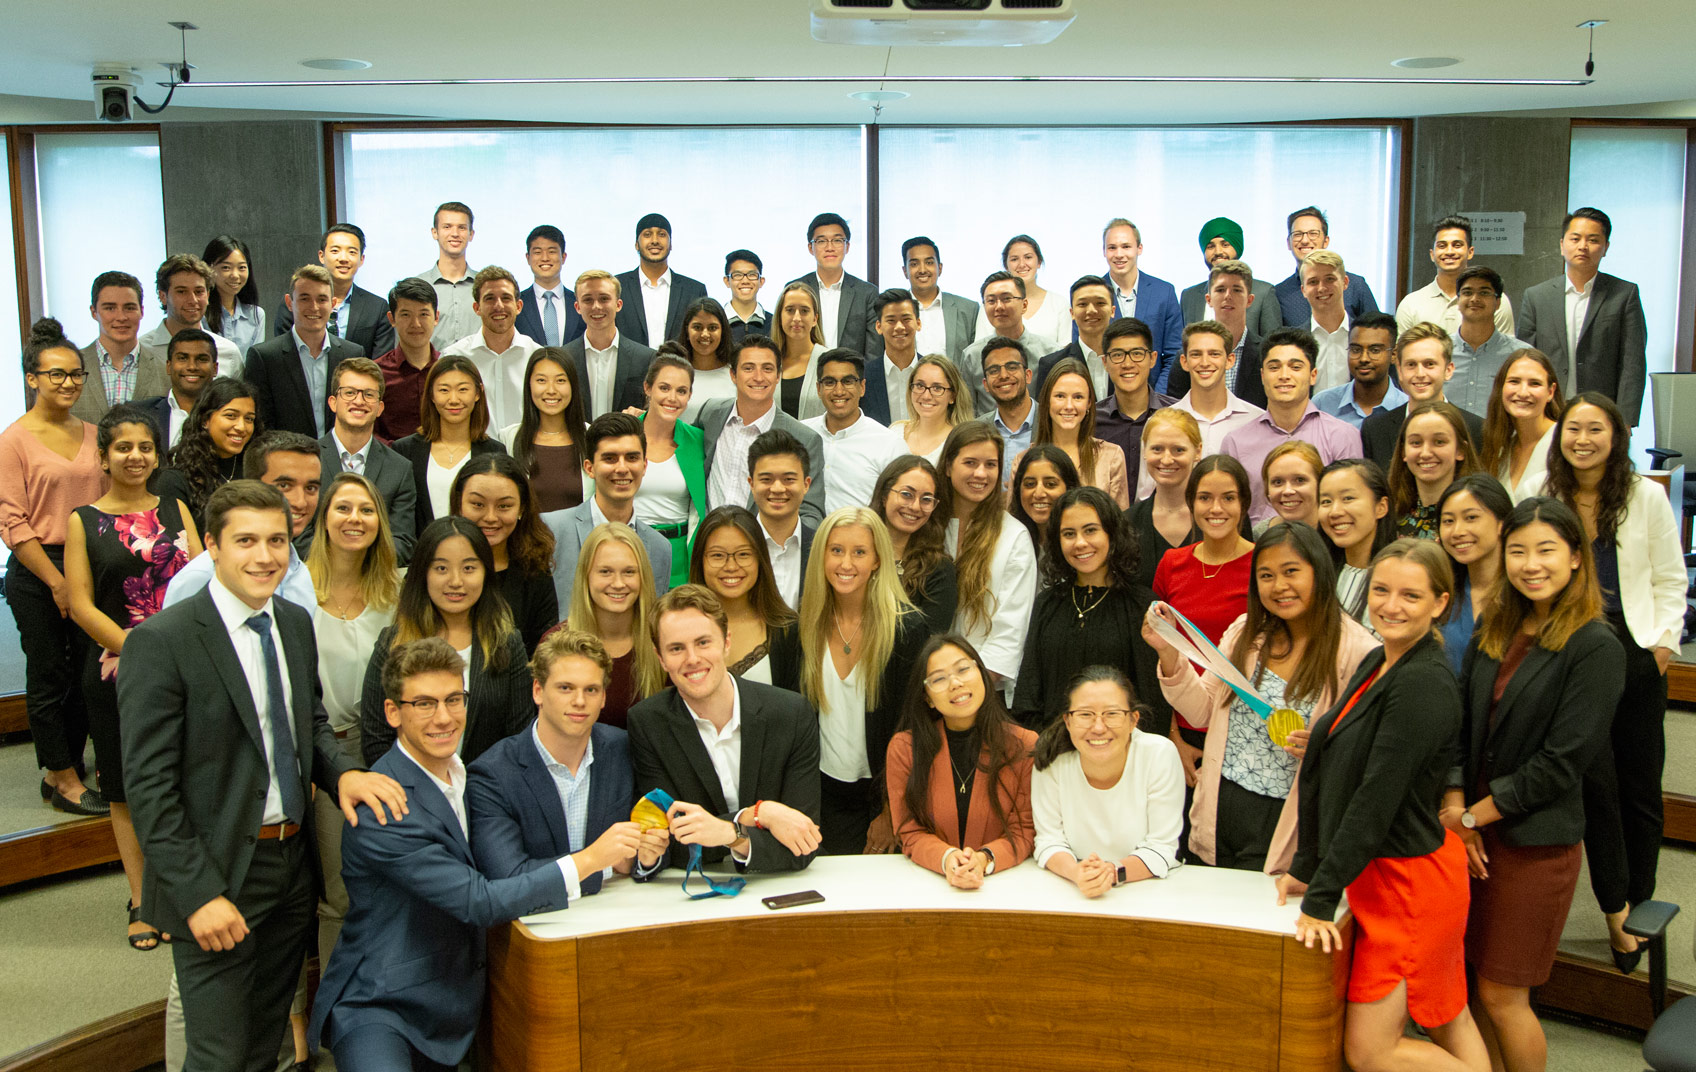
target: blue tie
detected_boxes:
[246,612,306,824]
[542,291,560,347]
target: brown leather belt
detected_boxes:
[334,728,351,739]
[256,822,302,841]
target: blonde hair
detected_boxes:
[1300,249,1346,279]
[798,509,913,711]
[775,282,826,350]
[566,523,665,699]
[1142,406,1202,451]
[575,268,619,299]
[530,628,612,685]
[907,354,974,425]
[306,472,401,612]
[290,264,333,290]
[1395,321,1454,365]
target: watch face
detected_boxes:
[1116,865,1128,885]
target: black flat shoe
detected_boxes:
[1611,944,1643,975]
[126,900,161,952]
[50,785,109,816]
[39,778,53,801]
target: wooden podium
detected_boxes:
[486,856,1349,1071]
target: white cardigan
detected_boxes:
[1032,730,1186,878]
[1612,476,1687,653]
[944,516,1038,687]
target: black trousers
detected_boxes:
[6,549,89,772]
[1214,775,1284,872]
[819,773,877,856]
[331,1024,456,1072]
[1176,725,1207,864]
[1583,632,1667,911]
[173,834,314,1072]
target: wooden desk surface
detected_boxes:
[488,857,1349,1071]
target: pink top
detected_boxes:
[0,419,107,548]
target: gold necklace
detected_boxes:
[1071,584,1110,624]
[833,612,863,656]
[947,743,974,794]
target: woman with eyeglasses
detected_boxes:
[1015,357,1129,509]
[358,517,530,765]
[201,234,265,357]
[774,282,828,420]
[886,634,1038,887]
[2,319,111,816]
[871,455,958,638]
[633,347,707,588]
[153,376,261,526]
[974,235,1069,354]
[670,298,737,423]
[689,506,800,689]
[390,355,508,535]
[893,354,972,465]
[1032,666,1186,896]
[497,347,588,514]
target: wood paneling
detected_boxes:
[0,1000,162,1072]
[0,693,26,735]
[1669,660,1696,707]
[486,921,579,1072]
[1279,917,1352,1072]
[1539,951,1691,1033]
[0,817,118,890]
[1666,792,1696,845]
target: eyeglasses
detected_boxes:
[397,691,469,715]
[911,381,953,398]
[1104,347,1155,366]
[728,271,762,282]
[1346,344,1391,357]
[704,549,757,568]
[336,386,381,402]
[1065,708,1133,727]
[982,295,1023,308]
[818,375,861,389]
[1289,229,1325,242]
[923,662,979,692]
[982,360,1027,378]
[810,236,847,249]
[35,368,90,385]
[892,487,937,511]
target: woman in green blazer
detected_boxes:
[633,347,708,587]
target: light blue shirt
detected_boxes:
[993,406,1035,482]
[207,302,266,358]
[1311,380,1408,429]
[161,543,316,612]
[534,722,613,889]
[1449,330,1523,417]
[292,327,331,435]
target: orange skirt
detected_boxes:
[1344,829,1470,1027]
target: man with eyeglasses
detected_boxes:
[1093,318,1175,490]
[980,338,1036,483]
[901,236,978,365]
[441,265,540,432]
[1034,275,1116,399]
[273,224,396,361]
[723,249,771,348]
[543,412,673,612]
[958,271,1032,415]
[791,212,880,359]
[1311,313,1406,429]
[1151,320,1264,499]
[317,356,418,562]
[307,637,575,1072]
[134,328,217,449]
[1273,206,1380,327]
[802,348,905,515]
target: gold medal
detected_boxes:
[630,796,671,830]
[1266,707,1304,748]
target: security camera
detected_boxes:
[92,65,141,123]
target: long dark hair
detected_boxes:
[1033,665,1152,771]
[201,235,261,335]
[1228,521,1345,707]
[895,634,1026,837]
[1318,458,1395,563]
[167,377,262,519]
[1436,472,1512,585]
[938,421,1011,634]
[672,296,733,370]
[1388,400,1478,516]
[689,505,797,626]
[418,355,492,443]
[393,517,515,670]
[1186,454,1254,540]
[1008,443,1080,548]
[871,454,950,601]
[1042,486,1139,588]
[1478,348,1563,477]
[1032,358,1100,485]
[1476,497,1602,658]
[449,453,557,577]
[1544,391,1635,543]
[510,347,588,478]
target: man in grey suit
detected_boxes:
[1516,206,1649,424]
[244,265,366,438]
[697,336,827,529]
[119,480,405,1072]
[792,212,882,360]
[542,412,673,613]
[317,356,418,563]
[613,213,708,347]
[271,223,397,361]
[900,236,978,364]
[566,270,654,418]
[1178,216,1283,340]
[73,270,169,423]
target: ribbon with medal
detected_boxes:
[1145,602,1305,748]
[631,788,747,901]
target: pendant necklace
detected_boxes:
[1072,584,1109,624]
[834,613,862,656]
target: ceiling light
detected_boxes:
[1392,57,1460,69]
[300,58,372,71]
[849,90,909,103]
[186,72,1593,90]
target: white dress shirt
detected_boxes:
[706,401,777,510]
[942,518,1038,690]
[818,654,870,782]
[441,329,540,432]
[584,331,621,418]
[165,542,317,611]
[331,428,372,475]
[1031,730,1186,878]
[817,276,844,349]
[883,354,917,423]
[1564,274,1593,393]
[397,741,470,840]
[206,577,297,825]
[163,391,190,448]
[913,292,947,359]
[139,321,243,380]
[640,269,672,346]
[801,411,906,514]
[679,680,753,865]
[761,516,804,610]
[1309,314,1351,393]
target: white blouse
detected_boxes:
[1499,423,1557,504]
[682,366,738,423]
[943,516,1038,688]
[1031,730,1187,878]
[633,451,693,527]
[426,452,469,521]
[818,654,870,783]
[313,602,397,733]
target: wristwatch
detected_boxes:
[1460,810,1478,830]
[1115,863,1129,887]
[731,817,752,841]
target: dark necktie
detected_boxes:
[245,612,305,824]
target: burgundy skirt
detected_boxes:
[1465,827,1582,988]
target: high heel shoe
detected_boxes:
[1611,941,1642,975]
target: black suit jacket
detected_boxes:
[318,432,418,564]
[359,627,533,767]
[626,679,821,874]
[793,271,883,361]
[118,588,356,935]
[612,269,708,346]
[1516,272,1648,424]
[1290,634,1458,921]
[1455,620,1623,847]
[560,334,653,415]
[1360,402,1486,472]
[244,332,366,437]
[130,394,177,446]
[514,284,586,348]
[1163,331,1266,408]
[387,434,508,537]
[273,283,395,360]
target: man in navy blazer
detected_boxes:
[1102,218,1185,393]
[613,213,708,346]
[310,638,609,1072]
[271,224,396,359]
[513,225,587,348]
[246,265,366,437]
[133,327,217,449]
[542,412,674,612]
[1273,205,1379,326]
[467,629,667,889]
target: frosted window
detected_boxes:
[34,131,166,347]
[0,133,20,420]
[343,127,867,324]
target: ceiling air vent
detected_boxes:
[812,0,1076,46]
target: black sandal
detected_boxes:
[127,900,161,951]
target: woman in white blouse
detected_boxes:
[1477,348,1562,503]
[1033,666,1187,894]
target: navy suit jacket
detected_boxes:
[1109,271,1184,393]
[613,269,708,346]
[308,745,568,1065]
[244,332,366,437]
[514,284,586,348]
[130,394,176,446]
[560,333,653,416]
[1274,270,1380,327]
[466,721,634,894]
[273,283,395,360]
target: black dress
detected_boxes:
[1012,582,1171,737]
[1124,495,1199,592]
[492,565,559,655]
[74,498,193,801]
[154,455,242,529]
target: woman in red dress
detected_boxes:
[1278,538,1489,1072]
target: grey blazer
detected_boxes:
[931,291,980,363]
[318,432,419,564]
[560,334,653,416]
[794,271,882,360]
[1179,276,1284,340]
[72,342,170,424]
[541,500,673,614]
[694,398,828,529]
[1516,272,1648,424]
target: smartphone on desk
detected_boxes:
[762,890,825,910]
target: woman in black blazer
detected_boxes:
[388,355,507,539]
[1279,539,1488,1072]
[357,518,531,766]
[449,453,559,654]
[1444,497,1623,1072]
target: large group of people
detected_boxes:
[0,199,1682,1072]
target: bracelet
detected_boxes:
[752,800,765,830]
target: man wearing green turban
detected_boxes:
[1178,216,1284,342]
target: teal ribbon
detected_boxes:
[1154,603,1275,722]
[639,787,745,900]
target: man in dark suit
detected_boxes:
[309,637,584,1072]
[698,336,827,528]
[899,236,977,364]
[119,480,405,1072]
[1361,323,1487,471]
[564,270,654,418]
[245,265,366,437]
[1102,218,1185,393]
[134,327,216,449]
[513,224,586,348]
[1516,206,1648,425]
[318,356,418,563]
[748,429,818,610]
[467,629,666,886]
[1034,275,1115,398]
[271,224,395,359]
[792,212,882,361]
[1274,205,1379,326]
[629,585,821,876]
[613,213,708,347]
[1178,216,1283,339]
